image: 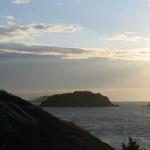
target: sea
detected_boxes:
[45,102,150,150]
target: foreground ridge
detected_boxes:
[0,90,114,150]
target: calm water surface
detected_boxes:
[45,102,150,150]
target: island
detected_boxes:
[0,90,114,150]
[40,91,117,107]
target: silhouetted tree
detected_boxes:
[122,137,140,150]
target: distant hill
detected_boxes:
[40,91,116,107]
[30,96,48,105]
[0,90,114,150]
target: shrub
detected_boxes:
[122,137,140,150]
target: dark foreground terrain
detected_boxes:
[0,90,114,150]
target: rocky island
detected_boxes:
[0,90,114,150]
[40,91,116,107]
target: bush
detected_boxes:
[122,137,140,150]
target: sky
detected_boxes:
[1,0,150,101]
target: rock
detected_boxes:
[0,90,114,150]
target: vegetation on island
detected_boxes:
[122,137,142,150]
[40,91,117,107]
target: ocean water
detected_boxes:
[45,102,150,150]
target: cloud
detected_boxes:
[0,16,81,42]
[12,0,30,4]
[0,15,14,21]
[0,43,150,61]
[87,48,150,61]
[101,32,150,42]
[0,15,14,26]
[0,23,81,42]
[0,43,86,59]
[0,15,14,22]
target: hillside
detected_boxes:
[30,96,49,105]
[0,90,114,150]
[40,91,116,107]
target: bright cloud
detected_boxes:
[0,23,81,42]
[12,0,30,4]
[0,43,150,61]
[0,15,14,22]
[101,32,150,42]
[0,15,14,21]
[0,15,14,26]
[87,48,150,61]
